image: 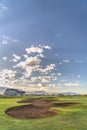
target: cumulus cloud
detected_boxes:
[64,83,79,87]
[25,45,51,54]
[49,83,61,87]
[27,75,56,84]
[15,58,55,78]
[0,44,57,92]
[43,45,51,50]
[0,69,18,84]
[31,77,37,82]
[37,53,45,58]
[0,42,83,93]
[26,46,43,54]
[38,64,56,73]
[15,56,41,68]
[20,85,51,93]
[12,54,21,62]
[22,69,33,78]
[40,76,52,83]
[23,54,29,59]
[14,45,55,78]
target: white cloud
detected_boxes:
[0,35,19,45]
[14,46,56,76]
[28,75,56,83]
[64,83,79,87]
[5,36,19,43]
[3,56,7,61]
[23,54,29,59]
[2,39,8,45]
[0,3,8,11]
[37,53,45,58]
[25,45,51,54]
[39,64,56,73]
[12,54,21,62]
[26,46,43,54]
[58,73,62,76]
[41,76,51,83]
[0,69,18,84]
[48,83,61,89]
[16,56,41,68]
[14,56,41,78]
[77,75,81,78]
[0,45,57,92]
[62,60,70,63]
[22,69,32,78]
[43,45,51,50]
[0,1,8,18]
[31,77,37,82]
[20,85,51,93]
[14,45,52,73]
[59,62,62,65]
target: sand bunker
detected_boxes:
[5,98,81,119]
[54,102,81,107]
[6,99,58,119]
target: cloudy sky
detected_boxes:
[0,0,87,94]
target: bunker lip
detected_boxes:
[53,102,81,107]
[5,98,81,119]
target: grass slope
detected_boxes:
[0,96,87,130]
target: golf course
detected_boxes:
[0,95,87,130]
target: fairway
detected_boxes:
[0,96,87,130]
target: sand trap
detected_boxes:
[54,102,81,107]
[5,98,81,119]
[6,99,58,119]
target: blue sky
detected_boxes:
[0,0,87,94]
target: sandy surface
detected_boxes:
[5,98,80,119]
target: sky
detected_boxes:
[0,0,87,94]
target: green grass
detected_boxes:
[0,96,87,130]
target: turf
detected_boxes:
[0,96,87,130]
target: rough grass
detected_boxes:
[0,96,87,130]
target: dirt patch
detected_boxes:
[6,99,58,119]
[54,102,81,107]
[5,98,81,119]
